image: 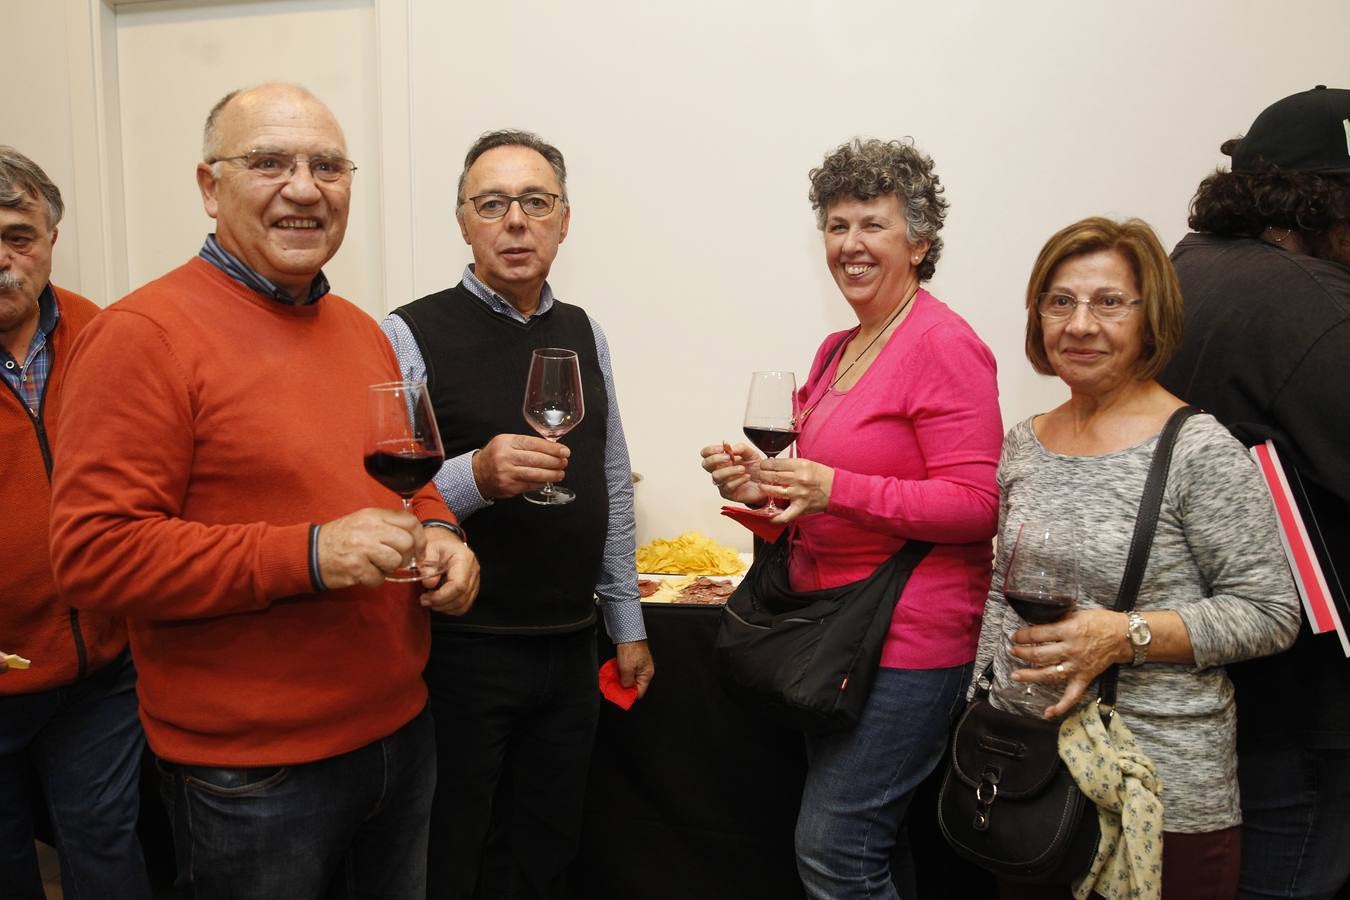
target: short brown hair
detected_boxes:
[1023,217,1184,381]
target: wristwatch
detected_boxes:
[1126,612,1152,666]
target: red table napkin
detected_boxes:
[720,505,786,543]
[598,658,638,710]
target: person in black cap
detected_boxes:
[1158,85,1350,900]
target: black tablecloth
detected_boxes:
[577,601,997,900]
[578,602,807,899]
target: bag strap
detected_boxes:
[1098,405,1199,714]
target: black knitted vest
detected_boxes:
[393,283,608,633]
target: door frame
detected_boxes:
[62,0,413,311]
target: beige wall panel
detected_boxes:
[114,0,384,314]
[7,1,83,296]
[406,0,1350,551]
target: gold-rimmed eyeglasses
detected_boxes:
[209,150,357,184]
[462,192,562,220]
[1036,291,1142,321]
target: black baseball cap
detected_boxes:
[1229,85,1350,174]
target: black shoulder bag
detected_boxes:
[937,406,1197,883]
[714,532,932,733]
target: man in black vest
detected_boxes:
[382,129,654,899]
[1157,86,1350,900]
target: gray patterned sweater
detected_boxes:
[973,413,1300,832]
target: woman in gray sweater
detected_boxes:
[975,217,1299,900]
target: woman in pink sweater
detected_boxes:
[702,138,1002,899]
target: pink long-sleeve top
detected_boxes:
[789,290,1002,669]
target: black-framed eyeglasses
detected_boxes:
[1036,291,1143,321]
[462,192,562,220]
[209,150,357,184]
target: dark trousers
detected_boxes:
[1237,745,1350,900]
[999,825,1242,900]
[156,706,435,900]
[424,628,600,900]
[0,648,151,900]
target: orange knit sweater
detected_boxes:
[2,286,126,694]
[50,259,452,765]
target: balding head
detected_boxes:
[202,83,346,162]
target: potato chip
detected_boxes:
[636,531,746,575]
[3,653,31,670]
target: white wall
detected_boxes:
[9,0,82,290]
[405,0,1350,550]
[12,0,1350,552]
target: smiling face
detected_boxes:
[0,194,56,348]
[1042,249,1147,397]
[823,194,929,318]
[196,85,350,301]
[457,145,569,315]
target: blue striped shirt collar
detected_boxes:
[198,234,331,305]
[462,265,554,323]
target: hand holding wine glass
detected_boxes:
[742,371,799,516]
[994,520,1080,715]
[364,380,447,582]
[522,348,584,506]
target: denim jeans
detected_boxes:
[0,647,151,900]
[1236,745,1350,900]
[157,705,435,900]
[795,662,971,900]
[423,627,600,900]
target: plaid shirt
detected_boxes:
[0,284,59,415]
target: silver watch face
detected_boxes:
[1128,615,1152,646]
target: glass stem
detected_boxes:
[402,497,418,572]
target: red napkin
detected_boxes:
[720,505,786,543]
[598,658,638,710]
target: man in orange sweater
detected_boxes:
[49,84,479,898]
[0,146,152,899]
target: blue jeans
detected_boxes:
[0,647,151,900]
[795,663,971,900]
[157,706,435,900]
[1237,745,1350,900]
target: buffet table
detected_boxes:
[576,599,997,900]
[577,601,807,899]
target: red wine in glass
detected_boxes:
[364,442,443,496]
[743,371,798,515]
[742,426,800,457]
[522,348,585,506]
[1004,590,1076,625]
[366,380,447,582]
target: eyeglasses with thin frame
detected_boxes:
[209,150,358,184]
[1036,291,1143,321]
[462,192,562,220]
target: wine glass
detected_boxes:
[522,348,585,506]
[995,520,1080,712]
[742,371,799,516]
[364,380,447,583]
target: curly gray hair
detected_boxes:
[0,145,64,229]
[808,138,947,281]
